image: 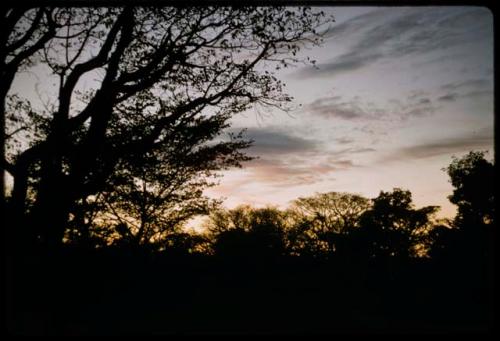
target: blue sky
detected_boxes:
[205,6,494,218]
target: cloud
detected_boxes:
[228,127,319,156]
[244,157,342,188]
[307,96,368,120]
[437,78,493,102]
[306,92,436,121]
[381,129,494,162]
[322,9,387,39]
[220,128,344,187]
[334,136,354,145]
[297,53,383,78]
[296,7,492,78]
[329,147,376,158]
[234,146,362,188]
[351,147,377,154]
[441,78,493,91]
[437,93,459,102]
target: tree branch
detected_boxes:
[5,8,44,52]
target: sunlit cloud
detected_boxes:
[242,154,359,188]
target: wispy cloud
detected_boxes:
[306,96,372,120]
[334,136,355,145]
[329,147,376,158]
[306,92,437,121]
[244,157,343,188]
[380,129,494,162]
[221,127,340,187]
[302,53,383,77]
[437,77,493,103]
[441,78,493,91]
[296,7,492,78]
[437,93,459,102]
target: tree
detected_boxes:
[64,111,251,248]
[430,151,494,261]
[1,8,59,208]
[206,205,287,259]
[2,7,328,249]
[445,151,494,228]
[355,188,440,258]
[286,192,371,256]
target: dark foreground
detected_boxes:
[5,247,493,335]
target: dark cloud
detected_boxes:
[437,78,493,102]
[296,7,492,78]
[418,98,431,105]
[438,93,459,102]
[322,9,387,39]
[296,53,383,78]
[306,96,372,120]
[381,129,493,162]
[334,136,354,145]
[403,105,436,119]
[329,159,354,169]
[441,78,493,91]
[222,127,336,187]
[464,90,494,99]
[306,92,436,121]
[329,147,376,158]
[229,127,319,156]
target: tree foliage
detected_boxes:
[445,151,495,228]
[2,7,328,248]
[355,188,440,258]
[206,205,287,258]
[430,151,495,261]
[287,192,371,256]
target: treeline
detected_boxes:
[199,188,440,260]
[59,150,494,266]
[7,151,494,334]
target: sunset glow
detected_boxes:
[203,6,494,218]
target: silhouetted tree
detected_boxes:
[65,116,250,248]
[430,151,494,261]
[2,7,328,248]
[287,192,371,256]
[355,188,440,258]
[1,8,60,212]
[207,205,287,259]
[446,151,494,228]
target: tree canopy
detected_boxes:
[445,151,495,228]
[2,7,328,249]
[355,188,440,258]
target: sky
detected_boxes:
[204,6,494,219]
[8,6,494,224]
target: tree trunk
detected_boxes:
[8,163,31,248]
[33,162,69,249]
